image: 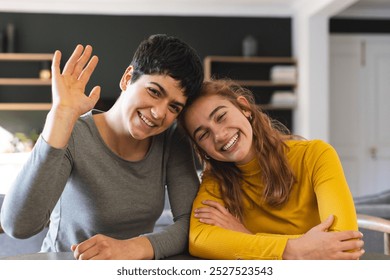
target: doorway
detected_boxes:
[330,35,390,197]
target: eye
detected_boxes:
[216,112,227,122]
[197,130,209,142]
[169,104,182,114]
[147,87,160,97]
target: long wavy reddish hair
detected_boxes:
[179,79,296,220]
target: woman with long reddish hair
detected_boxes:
[179,80,364,260]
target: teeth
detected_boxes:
[222,133,238,151]
[139,113,155,127]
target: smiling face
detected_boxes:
[184,94,256,165]
[119,67,187,140]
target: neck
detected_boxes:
[94,106,151,161]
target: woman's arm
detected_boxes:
[283,215,363,259]
[190,177,364,260]
[190,184,289,260]
[145,124,200,259]
[309,140,358,231]
[1,45,100,239]
[283,141,363,259]
[1,136,73,238]
[71,235,154,260]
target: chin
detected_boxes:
[129,130,147,140]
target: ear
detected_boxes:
[236,96,251,117]
[119,66,133,91]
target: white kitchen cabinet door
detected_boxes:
[330,35,390,197]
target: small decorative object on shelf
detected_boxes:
[39,61,51,80]
[5,23,16,53]
[270,91,297,107]
[242,35,258,57]
[270,65,297,83]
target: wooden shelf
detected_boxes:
[0,53,53,86]
[0,53,53,111]
[203,55,297,130]
[260,104,296,110]
[0,78,51,86]
[204,56,297,86]
[236,80,296,87]
[0,103,51,110]
[204,56,296,64]
[0,53,53,61]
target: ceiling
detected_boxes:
[0,0,295,16]
[0,0,389,18]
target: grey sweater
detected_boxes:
[1,111,199,259]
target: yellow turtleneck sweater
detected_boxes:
[189,140,358,260]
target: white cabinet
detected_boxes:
[330,35,390,197]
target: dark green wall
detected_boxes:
[0,12,291,133]
[330,18,390,34]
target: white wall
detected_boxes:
[292,0,359,140]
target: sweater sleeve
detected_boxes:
[0,135,73,239]
[308,140,358,231]
[145,125,200,259]
[189,178,300,260]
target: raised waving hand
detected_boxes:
[42,45,101,148]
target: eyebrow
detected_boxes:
[192,105,227,139]
[150,81,185,109]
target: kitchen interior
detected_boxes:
[1,0,390,257]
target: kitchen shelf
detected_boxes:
[0,78,51,86]
[0,53,53,61]
[260,104,296,110]
[235,80,296,87]
[203,55,297,130]
[0,53,52,111]
[0,103,51,110]
[204,56,296,81]
[204,55,296,64]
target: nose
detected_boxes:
[213,126,228,144]
[150,102,167,120]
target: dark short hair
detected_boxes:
[130,34,203,99]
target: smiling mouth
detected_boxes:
[138,112,156,127]
[222,133,239,151]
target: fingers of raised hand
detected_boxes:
[60,45,98,81]
[87,85,101,107]
[51,50,62,78]
[78,55,99,85]
[61,44,85,75]
[72,45,94,77]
